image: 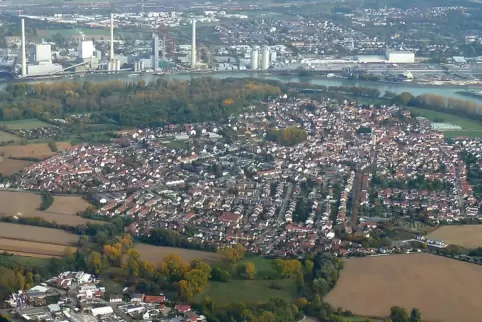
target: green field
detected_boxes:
[0,119,52,130]
[0,253,51,268]
[196,279,297,305]
[0,131,21,142]
[239,256,278,278]
[408,107,482,137]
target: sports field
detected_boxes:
[0,119,52,130]
[427,225,482,248]
[325,253,482,322]
[408,107,482,137]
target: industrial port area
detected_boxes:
[0,0,480,86]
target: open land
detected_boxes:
[0,238,72,258]
[0,191,101,225]
[427,225,482,248]
[0,222,78,245]
[0,158,34,175]
[196,279,297,305]
[0,142,72,159]
[325,253,482,322]
[0,223,78,258]
[135,243,221,263]
[0,119,52,130]
[408,107,482,138]
[0,131,21,142]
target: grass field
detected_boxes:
[239,256,278,278]
[0,131,21,142]
[0,119,52,130]
[0,158,34,175]
[408,107,482,137]
[135,243,221,264]
[0,191,99,226]
[0,142,72,159]
[325,253,482,322]
[196,279,297,305]
[0,253,52,267]
[427,225,482,248]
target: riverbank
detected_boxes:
[2,71,480,104]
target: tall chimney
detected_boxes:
[21,18,26,77]
[110,14,114,62]
[191,19,196,69]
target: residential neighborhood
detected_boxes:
[10,97,480,258]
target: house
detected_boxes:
[109,294,123,303]
[175,304,192,313]
[143,295,166,304]
[131,293,144,302]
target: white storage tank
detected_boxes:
[250,45,259,70]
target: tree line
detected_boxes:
[1,78,281,126]
[394,92,482,122]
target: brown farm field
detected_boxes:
[0,158,34,175]
[0,142,72,159]
[0,222,78,245]
[427,225,482,248]
[0,191,103,226]
[325,254,482,322]
[136,243,221,264]
[0,223,78,258]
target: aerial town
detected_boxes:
[12,97,480,258]
[1,0,482,321]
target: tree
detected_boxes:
[16,271,25,290]
[179,280,194,301]
[410,308,421,322]
[218,244,246,264]
[312,277,330,296]
[86,251,104,274]
[245,262,256,280]
[390,306,410,322]
[296,297,308,309]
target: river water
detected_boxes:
[5,71,482,102]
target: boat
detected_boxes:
[128,74,138,77]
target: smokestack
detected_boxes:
[110,14,114,62]
[21,19,26,77]
[191,19,196,69]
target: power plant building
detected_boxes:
[27,62,63,76]
[261,46,270,70]
[191,19,196,68]
[250,46,259,70]
[385,50,415,63]
[34,44,52,63]
[78,40,95,60]
[152,33,160,71]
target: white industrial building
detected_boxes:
[250,45,259,70]
[261,46,270,70]
[78,40,95,60]
[34,44,52,62]
[91,306,114,316]
[385,50,415,63]
[27,62,63,76]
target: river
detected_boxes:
[4,71,482,102]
